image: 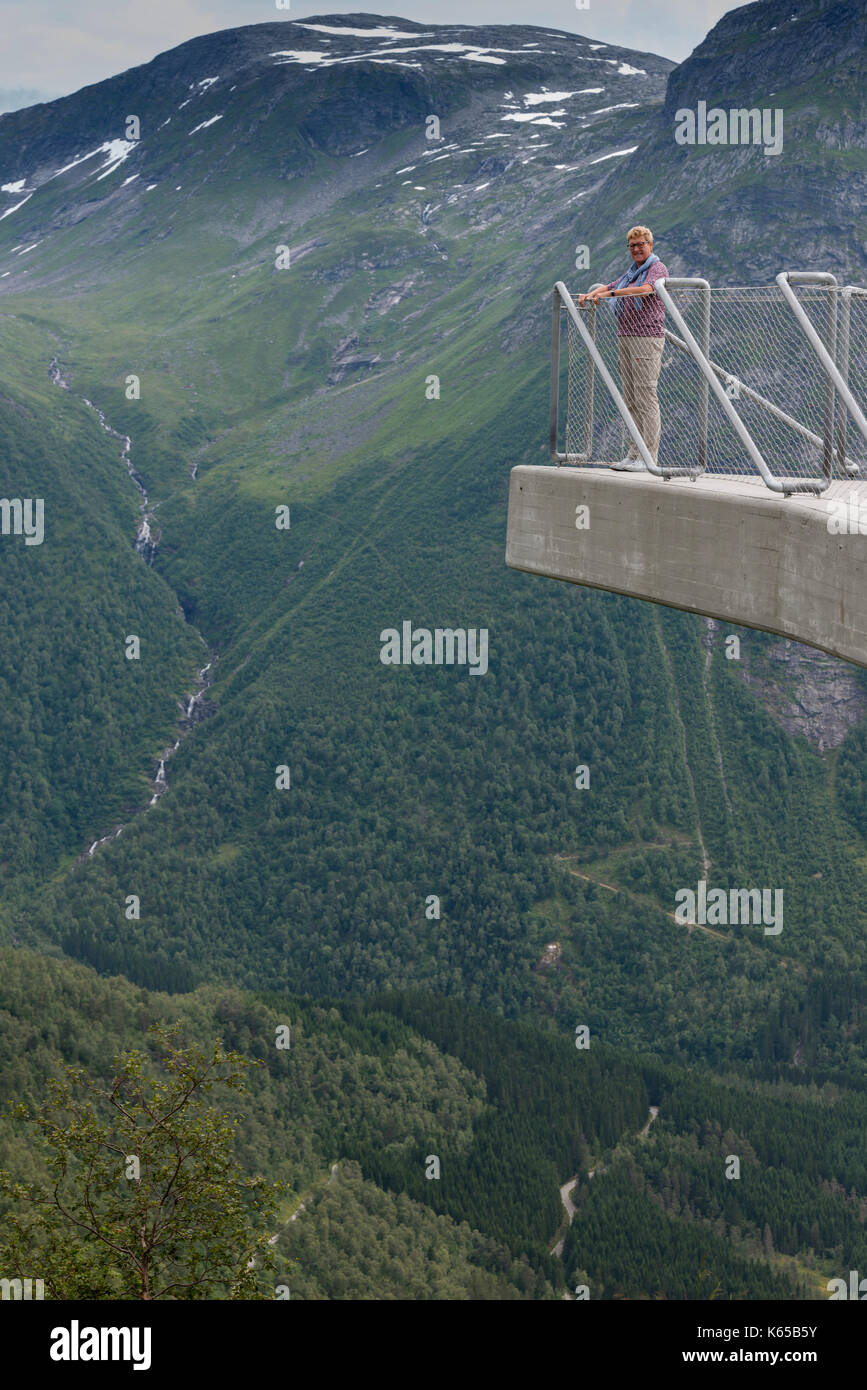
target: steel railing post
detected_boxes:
[698,282,710,470]
[585,283,606,464]
[550,286,562,461]
[823,281,837,479]
[836,288,851,473]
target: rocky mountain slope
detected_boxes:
[0,5,864,1051]
[1,2,866,1305]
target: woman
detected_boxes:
[578,226,668,470]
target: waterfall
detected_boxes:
[50,357,216,860]
[50,359,158,563]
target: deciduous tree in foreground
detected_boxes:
[0,1024,282,1299]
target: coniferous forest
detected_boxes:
[1,0,866,1306]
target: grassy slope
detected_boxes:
[0,315,203,889]
[0,12,864,1068]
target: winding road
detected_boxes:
[551,1107,659,1264]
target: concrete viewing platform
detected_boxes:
[506,465,867,668]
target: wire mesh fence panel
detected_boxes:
[656,286,727,475]
[564,307,593,459]
[699,285,838,485]
[565,300,662,465]
[565,288,757,475]
[561,282,862,488]
[568,301,624,464]
[564,305,626,460]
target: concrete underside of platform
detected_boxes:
[506,465,867,668]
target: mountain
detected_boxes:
[0,4,866,1300]
[0,1,864,1042]
[0,15,671,295]
[613,0,867,278]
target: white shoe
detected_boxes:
[610,456,648,471]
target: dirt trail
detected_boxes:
[553,1106,657,1280]
[554,856,728,941]
[637,1105,659,1138]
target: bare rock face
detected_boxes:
[740,636,867,752]
[327,333,383,384]
[365,276,416,316]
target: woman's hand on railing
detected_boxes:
[578,287,608,307]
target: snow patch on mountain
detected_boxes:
[49,147,103,180]
[95,140,137,180]
[271,50,328,63]
[274,41,522,68]
[46,139,137,186]
[189,115,223,135]
[0,193,31,219]
[296,24,434,39]
[522,91,581,105]
[589,145,639,163]
[502,111,566,123]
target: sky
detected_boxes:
[0,0,748,110]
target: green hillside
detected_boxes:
[0,5,865,1299]
[4,947,865,1298]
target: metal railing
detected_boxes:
[551,271,867,495]
[776,272,867,479]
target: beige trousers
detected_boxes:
[618,336,664,462]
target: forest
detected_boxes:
[1,950,862,1298]
[0,0,864,1300]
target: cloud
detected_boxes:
[0,0,226,95]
